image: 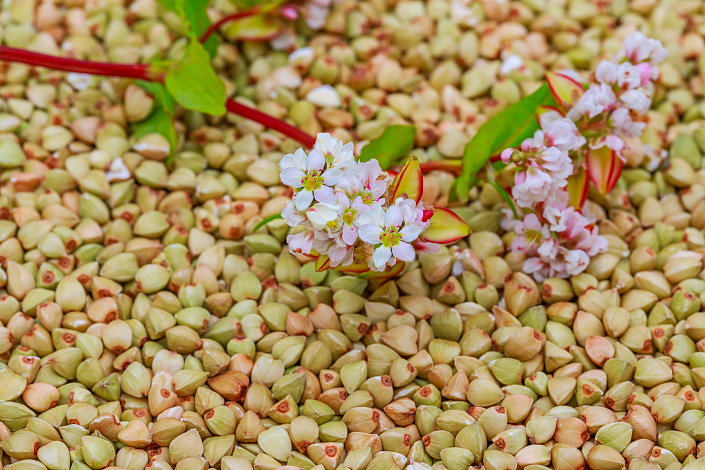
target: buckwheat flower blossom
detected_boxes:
[335,193,366,245]
[618,31,668,67]
[358,200,425,270]
[511,214,550,253]
[305,202,339,233]
[280,148,343,210]
[282,200,307,227]
[287,230,315,256]
[619,89,651,114]
[590,134,626,153]
[315,133,355,170]
[595,61,643,90]
[609,107,646,138]
[564,250,591,275]
[510,167,554,209]
[503,197,608,282]
[337,159,388,205]
[502,140,573,208]
[567,83,617,121]
[530,117,586,152]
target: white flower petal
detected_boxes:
[358,224,384,244]
[307,149,325,171]
[373,245,392,268]
[313,186,335,205]
[400,225,423,242]
[392,241,415,262]
[294,190,314,210]
[384,206,403,228]
[280,167,305,188]
[322,168,343,185]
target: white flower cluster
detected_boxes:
[280,134,431,271]
[500,32,667,281]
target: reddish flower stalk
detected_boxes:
[0,46,160,81]
[199,6,263,44]
[0,46,316,147]
[225,99,316,148]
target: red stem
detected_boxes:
[0,46,316,148]
[199,6,263,44]
[489,155,501,163]
[226,99,316,148]
[0,46,159,81]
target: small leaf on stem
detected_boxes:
[165,40,226,116]
[358,125,416,169]
[422,208,470,244]
[567,167,589,209]
[157,0,217,56]
[132,82,177,161]
[315,254,331,272]
[545,71,585,106]
[586,145,620,196]
[390,157,423,204]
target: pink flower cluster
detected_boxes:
[500,114,585,208]
[568,31,667,152]
[280,134,432,272]
[500,115,606,281]
[502,193,607,282]
[500,32,666,281]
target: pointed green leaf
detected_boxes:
[132,82,177,160]
[165,40,226,116]
[450,82,556,203]
[359,125,416,170]
[157,0,217,56]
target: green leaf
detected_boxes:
[183,0,218,56]
[165,40,226,116]
[254,214,283,232]
[132,82,177,161]
[137,81,176,116]
[157,0,217,56]
[449,82,556,203]
[358,125,416,170]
